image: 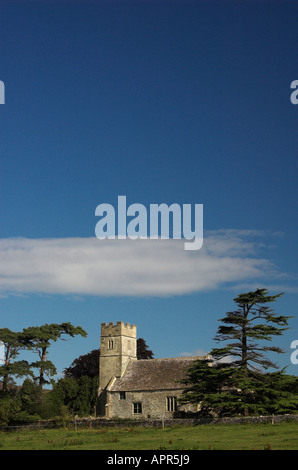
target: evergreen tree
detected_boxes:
[22,323,87,387]
[0,391,22,425]
[64,349,100,379]
[19,378,44,416]
[179,358,235,417]
[180,289,294,416]
[137,338,154,359]
[49,377,79,416]
[212,289,290,373]
[73,376,98,416]
[49,375,98,417]
[0,328,32,391]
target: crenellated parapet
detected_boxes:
[100,321,137,339]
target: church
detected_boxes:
[97,321,208,419]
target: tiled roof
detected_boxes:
[109,356,206,392]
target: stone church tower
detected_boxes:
[97,321,137,416]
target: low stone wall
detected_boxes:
[1,414,297,431]
[47,413,298,428]
[72,414,298,428]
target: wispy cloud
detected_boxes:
[178,349,208,358]
[0,230,286,297]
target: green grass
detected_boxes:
[0,421,297,450]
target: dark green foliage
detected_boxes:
[0,328,33,391]
[49,375,98,417]
[258,372,298,415]
[180,289,296,417]
[0,380,45,425]
[137,338,154,359]
[64,349,100,379]
[19,378,44,415]
[179,359,235,417]
[213,289,291,372]
[0,391,22,425]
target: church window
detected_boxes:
[166,396,177,412]
[133,402,142,414]
[108,339,114,349]
[119,391,126,400]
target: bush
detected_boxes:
[0,393,21,425]
[10,411,42,425]
[48,376,98,417]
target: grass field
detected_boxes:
[0,421,297,450]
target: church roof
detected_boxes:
[109,356,206,392]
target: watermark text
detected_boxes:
[290,340,298,365]
[0,81,5,104]
[290,80,298,104]
[95,196,203,250]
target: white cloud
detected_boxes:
[178,349,208,358]
[0,230,283,297]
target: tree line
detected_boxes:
[0,321,153,425]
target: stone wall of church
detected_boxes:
[106,389,198,420]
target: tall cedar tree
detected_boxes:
[180,289,294,416]
[212,289,290,373]
[22,323,87,387]
[0,329,32,391]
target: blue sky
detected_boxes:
[0,0,297,378]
